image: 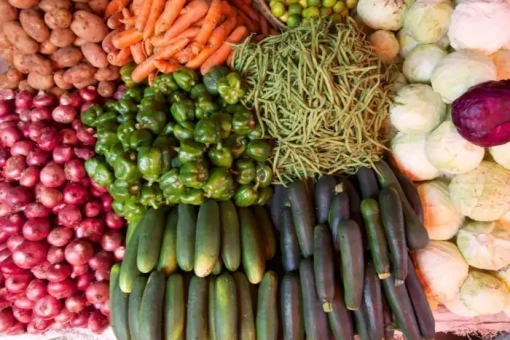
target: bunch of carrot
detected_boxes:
[103,0,274,83]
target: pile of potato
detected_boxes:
[0,0,120,96]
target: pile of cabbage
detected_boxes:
[356,0,510,318]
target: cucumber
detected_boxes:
[353,308,370,340]
[137,208,166,273]
[381,275,422,340]
[256,271,279,340]
[328,191,350,251]
[212,258,223,275]
[288,180,315,257]
[299,259,329,340]
[281,207,301,272]
[360,199,390,279]
[119,216,144,293]
[164,274,185,340]
[239,207,266,284]
[233,272,256,340]
[128,276,148,340]
[219,200,241,271]
[313,224,335,312]
[269,184,288,230]
[251,206,276,260]
[328,284,354,340]
[176,204,197,272]
[356,167,379,199]
[340,177,360,214]
[379,187,407,283]
[110,264,130,340]
[336,220,364,310]
[157,207,179,276]
[194,200,221,277]
[209,277,217,340]
[215,272,238,339]
[314,175,337,224]
[406,256,435,340]
[374,160,429,250]
[396,171,424,224]
[186,276,208,340]
[139,271,166,340]
[281,273,304,340]
[382,294,395,340]
[362,262,383,340]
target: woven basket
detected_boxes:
[253,0,287,30]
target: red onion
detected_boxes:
[3,155,26,180]
[52,105,77,124]
[59,92,83,109]
[32,315,54,330]
[5,291,25,302]
[47,227,74,247]
[18,121,31,139]
[57,204,82,227]
[52,144,74,164]
[2,213,25,235]
[7,321,25,334]
[26,279,47,301]
[33,295,62,320]
[76,127,96,145]
[105,212,125,229]
[12,241,46,269]
[71,263,88,278]
[100,230,124,252]
[22,219,50,241]
[88,251,112,272]
[75,272,94,291]
[33,92,56,108]
[37,127,61,151]
[15,91,34,110]
[47,246,65,264]
[26,149,50,166]
[7,235,25,252]
[63,183,89,205]
[79,87,98,102]
[10,140,35,156]
[29,107,52,122]
[40,163,66,189]
[99,300,110,316]
[73,147,94,160]
[113,246,125,262]
[88,310,108,334]
[19,108,31,122]
[101,194,113,212]
[0,114,19,123]
[85,281,109,304]
[64,159,86,182]
[65,293,87,313]
[39,187,63,209]
[0,89,15,100]
[70,308,89,327]
[83,200,101,218]
[0,150,9,167]
[24,202,51,219]
[0,120,17,129]
[0,257,25,274]
[13,296,36,309]
[0,100,14,117]
[113,85,127,100]
[31,261,50,279]
[28,121,47,141]
[95,269,110,282]
[72,119,82,131]
[76,218,104,242]
[5,186,32,211]
[19,166,40,187]
[46,263,71,282]
[54,307,74,324]
[65,240,94,265]
[90,179,107,197]
[0,126,22,147]
[5,272,31,293]
[80,101,95,113]
[48,279,76,299]
[12,307,32,323]
[52,202,67,214]
[60,128,78,145]
[0,203,12,218]
[0,309,14,332]
[27,322,44,334]
[0,248,10,263]
[0,231,9,243]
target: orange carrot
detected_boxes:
[155,37,191,59]
[148,72,156,86]
[130,42,146,63]
[108,47,132,66]
[131,0,144,15]
[229,0,259,22]
[104,0,130,19]
[220,0,234,15]
[237,11,256,33]
[193,17,206,27]
[112,28,143,49]
[121,16,136,26]
[131,56,157,83]
[154,0,188,36]
[175,47,194,64]
[163,0,210,39]
[154,59,181,73]
[195,0,222,46]
[152,27,200,46]
[226,51,233,66]
[144,39,154,56]
[143,0,166,40]
[201,25,248,74]
[135,0,153,32]
[259,13,268,36]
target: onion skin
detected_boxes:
[0,309,14,332]
[12,241,46,269]
[33,92,56,108]
[19,166,41,188]
[48,278,76,299]
[0,257,26,274]
[113,246,125,262]
[52,144,74,164]
[0,126,22,148]
[65,239,94,266]
[10,140,35,156]
[60,129,78,145]
[62,183,89,205]
[12,306,32,323]
[70,308,89,328]
[94,269,110,282]
[76,218,104,242]
[100,230,123,252]
[31,261,50,280]
[52,105,77,124]
[47,227,74,247]
[70,263,88,278]
[75,272,94,291]
[39,187,63,209]
[24,202,51,219]
[64,159,86,182]
[88,310,109,334]
[83,200,101,218]
[7,321,25,334]
[45,263,71,282]
[54,307,74,324]
[5,272,32,293]
[13,296,36,309]
[88,251,112,271]
[47,246,65,264]
[57,204,82,227]
[26,279,47,301]
[6,235,25,252]
[26,149,50,167]
[85,281,109,304]
[22,218,51,241]
[105,212,125,229]
[3,155,26,181]
[40,163,66,188]
[33,295,62,320]
[65,293,87,313]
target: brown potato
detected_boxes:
[0,29,12,49]
[94,65,119,82]
[22,54,52,75]
[97,80,115,97]
[63,63,96,83]
[102,29,119,54]
[73,36,87,47]
[81,42,107,68]
[107,11,123,30]
[18,79,35,93]
[53,69,72,89]
[50,28,76,47]
[74,77,97,89]
[20,9,50,43]
[7,0,38,9]
[27,71,54,90]
[0,67,22,89]
[39,40,57,55]
[88,0,107,15]
[70,10,108,43]
[0,0,18,23]
[13,50,30,74]
[51,46,82,68]
[44,8,72,29]
[4,21,39,54]
[39,0,71,12]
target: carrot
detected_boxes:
[154,59,180,73]
[108,47,132,67]
[121,16,136,26]
[135,0,154,32]
[155,37,190,59]
[237,11,256,33]
[143,0,166,39]
[131,0,144,15]
[163,0,210,39]
[131,56,157,83]
[148,72,156,86]
[195,0,222,46]
[193,17,206,27]
[259,13,268,36]
[201,25,248,74]
[226,51,233,66]
[104,0,130,19]
[154,0,188,36]
[112,28,143,49]
[144,39,154,56]
[269,28,278,35]
[122,8,134,29]
[131,42,146,63]
[229,0,259,22]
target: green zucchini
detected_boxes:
[194,200,221,277]
[269,184,288,230]
[139,271,166,340]
[128,276,148,340]
[336,220,364,310]
[281,273,304,340]
[208,277,217,340]
[328,284,354,340]
[299,259,329,340]
[362,262,384,340]
[396,171,424,223]
[328,191,350,251]
[256,271,279,340]
[288,180,315,257]
[251,205,276,260]
[379,187,407,283]
[406,256,435,340]
[157,207,179,276]
[239,207,266,284]
[314,175,337,224]
[360,199,390,279]
[233,272,256,340]
[281,207,301,272]
[356,167,379,199]
[215,273,238,339]
[137,208,166,273]
[164,274,185,340]
[313,224,335,312]
[176,204,197,272]
[353,308,370,340]
[119,216,144,293]
[382,294,395,340]
[340,177,360,214]
[219,200,241,271]
[110,264,130,340]
[186,276,208,340]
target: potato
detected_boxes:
[13,50,30,74]
[7,0,38,9]
[51,46,82,68]
[97,80,115,97]
[70,10,108,43]
[107,11,123,30]
[39,0,71,12]
[73,37,87,47]
[0,0,18,23]
[18,79,34,93]
[50,28,76,47]
[102,29,119,54]
[81,42,107,68]
[0,46,15,65]
[49,86,66,96]
[27,71,54,90]
[0,29,11,49]
[22,54,52,75]
[44,8,72,29]
[88,0,107,15]
[63,63,96,83]
[4,21,39,54]
[0,67,22,89]
[53,69,72,90]
[39,40,57,55]
[74,77,97,89]
[74,2,91,11]
[20,9,50,43]
[94,65,119,81]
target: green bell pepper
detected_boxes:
[112,201,124,217]
[105,143,123,167]
[224,135,248,159]
[160,169,185,196]
[153,134,177,149]
[256,186,273,205]
[171,99,195,124]
[211,112,232,139]
[120,63,136,87]
[138,146,166,184]
[80,105,103,127]
[248,124,263,140]
[169,90,188,104]
[256,164,273,188]
[180,188,205,205]
[194,118,221,145]
[234,184,259,207]
[232,111,256,136]
[179,159,209,189]
[208,144,233,168]
[164,194,181,204]
[129,129,154,150]
[109,179,141,202]
[143,87,156,98]
[190,84,209,100]
[123,199,147,223]
[236,159,256,184]
[117,113,136,124]
[217,72,247,104]
[117,99,138,115]
[118,120,136,150]
[95,112,118,126]
[177,140,205,164]
[96,121,118,134]
[123,86,144,103]
[203,66,230,95]
[93,162,114,187]
[140,183,163,208]
[173,68,197,92]
[171,157,181,169]
[139,95,166,112]
[174,122,195,142]
[194,96,219,120]
[161,122,176,136]
[246,140,271,162]
[85,157,102,177]
[114,151,141,183]
[153,74,179,95]
[224,104,247,114]
[203,167,234,200]
[136,108,167,134]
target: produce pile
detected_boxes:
[267,0,356,26]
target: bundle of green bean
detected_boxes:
[233,19,397,183]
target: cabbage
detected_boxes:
[389,84,446,134]
[431,50,497,103]
[457,221,510,270]
[447,0,510,55]
[490,142,510,170]
[391,133,440,181]
[397,29,420,58]
[449,161,510,222]
[443,294,479,317]
[356,0,414,31]
[403,44,448,83]
[425,121,484,175]
[417,180,464,240]
[414,240,469,302]
[403,0,453,44]
[490,50,510,81]
[459,270,510,315]
[436,33,450,49]
[368,30,400,63]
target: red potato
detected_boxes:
[74,2,91,11]
[0,30,11,49]
[94,65,119,81]
[48,87,66,97]
[50,28,76,48]
[63,63,96,84]
[20,9,50,43]
[4,21,39,54]
[97,81,115,98]
[0,68,22,89]
[13,51,30,74]
[39,40,58,55]
[70,11,108,43]
[74,78,98,89]
[73,37,88,47]
[45,8,72,29]
[0,46,15,65]
[107,12,123,30]
[18,80,34,93]
[53,70,73,90]
[27,71,54,90]
[22,54,52,76]
[39,0,71,12]
[51,46,83,68]
[102,29,119,54]
[88,0,108,15]
[7,0,38,9]
[81,43,108,68]
[0,0,17,23]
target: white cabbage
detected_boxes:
[459,270,510,315]
[449,161,510,222]
[414,240,469,302]
[457,221,510,270]
[397,29,420,58]
[489,142,510,170]
[425,121,484,175]
[490,50,510,81]
[403,0,453,44]
[357,0,414,31]
[443,294,479,317]
[389,84,446,134]
[403,44,448,83]
[417,180,464,240]
[368,30,400,63]
[431,49,497,103]
[391,133,440,181]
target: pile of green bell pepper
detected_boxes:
[83,66,273,211]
